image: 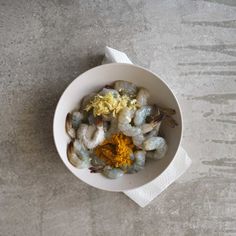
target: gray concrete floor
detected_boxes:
[1,0,236,235]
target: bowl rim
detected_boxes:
[53,63,183,192]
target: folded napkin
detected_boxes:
[102,46,192,207]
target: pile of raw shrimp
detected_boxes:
[65,80,177,179]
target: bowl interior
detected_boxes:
[53,63,182,191]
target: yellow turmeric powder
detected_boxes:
[94,133,134,168]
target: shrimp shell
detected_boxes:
[141,121,158,134]
[164,115,178,128]
[66,118,76,139]
[159,107,176,116]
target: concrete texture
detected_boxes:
[1,0,236,235]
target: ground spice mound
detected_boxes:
[94,133,134,168]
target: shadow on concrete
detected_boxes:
[32,54,104,166]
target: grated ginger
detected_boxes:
[84,92,137,117]
[94,133,134,168]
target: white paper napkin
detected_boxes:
[102,46,192,207]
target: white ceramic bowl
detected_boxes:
[53,63,182,192]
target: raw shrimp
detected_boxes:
[102,166,124,179]
[73,139,90,159]
[85,124,105,149]
[132,130,145,146]
[99,88,119,98]
[67,141,90,168]
[66,111,84,139]
[80,92,96,110]
[136,88,150,106]
[146,142,167,160]
[84,123,105,149]
[143,137,168,160]
[133,120,161,146]
[77,123,105,149]
[90,154,105,167]
[118,107,141,137]
[114,80,137,96]
[141,110,166,135]
[143,136,166,151]
[71,111,83,128]
[132,105,160,145]
[127,150,146,173]
[133,105,152,126]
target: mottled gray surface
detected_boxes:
[1,0,236,235]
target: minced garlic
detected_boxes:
[84,92,137,117]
